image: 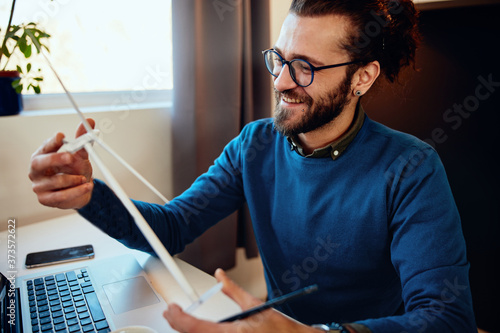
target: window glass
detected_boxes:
[1,0,172,94]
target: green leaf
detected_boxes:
[2,47,10,57]
[35,29,51,39]
[27,63,32,72]
[26,27,37,36]
[24,44,32,58]
[12,80,23,94]
[33,39,42,53]
[11,78,21,88]
[18,35,27,53]
[16,65,23,74]
[33,77,44,81]
[33,85,41,94]
[9,25,21,35]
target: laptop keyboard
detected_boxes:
[26,268,110,333]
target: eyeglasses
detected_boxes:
[262,49,360,87]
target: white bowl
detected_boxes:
[110,326,158,333]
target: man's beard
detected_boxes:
[273,74,353,137]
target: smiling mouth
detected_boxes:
[282,96,305,104]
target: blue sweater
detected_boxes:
[79,115,476,332]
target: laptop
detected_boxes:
[1,254,176,333]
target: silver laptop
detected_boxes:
[1,254,175,333]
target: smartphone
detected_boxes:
[25,244,95,268]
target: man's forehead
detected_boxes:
[275,13,351,63]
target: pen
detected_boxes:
[185,282,224,313]
[218,284,319,323]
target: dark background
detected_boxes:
[364,4,500,331]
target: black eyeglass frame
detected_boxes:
[262,49,361,87]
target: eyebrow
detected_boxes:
[273,46,326,67]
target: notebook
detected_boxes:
[1,254,175,333]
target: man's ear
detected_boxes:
[351,61,381,96]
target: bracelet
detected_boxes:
[311,323,348,332]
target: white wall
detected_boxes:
[0,105,173,230]
[270,0,292,44]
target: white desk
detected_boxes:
[1,214,240,326]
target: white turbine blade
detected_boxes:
[84,142,199,302]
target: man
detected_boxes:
[29,0,476,332]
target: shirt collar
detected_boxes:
[287,103,365,160]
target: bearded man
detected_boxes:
[29,0,476,332]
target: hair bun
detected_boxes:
[289,0,421,83]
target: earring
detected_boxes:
[355,91,363,96]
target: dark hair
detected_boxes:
[289,0,420,83]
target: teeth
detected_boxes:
[283,96,303,103]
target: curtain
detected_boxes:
[171,0,272,273]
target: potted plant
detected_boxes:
[1,0,51,116]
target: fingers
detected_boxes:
[75,118,95,138]
[30,118,94,161]
[31,132,66,160]
[35,181,93,209]
[29,118,96,210]
[75,118,95,160]
[162,272,250,333]
[163,273,305,333]
[215,269,263,310]
[32,174,88,194]
[30,152,73,179]
[163,304,229,333]
[163,304,197,332]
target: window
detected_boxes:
[1,0,172,111]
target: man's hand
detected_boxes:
[29,119,96,210]
[163,269,319,333]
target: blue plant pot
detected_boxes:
[0,71,23,116]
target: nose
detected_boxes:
[273,64,298,92]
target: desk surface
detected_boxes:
[1,214,240,323]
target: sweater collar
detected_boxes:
[287,103,365,160]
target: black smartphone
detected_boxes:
[25,244,95,268]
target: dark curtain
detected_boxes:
[171,0,272,273]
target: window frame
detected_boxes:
[20,89,172,115]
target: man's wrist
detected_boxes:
[311,323,347,332]
[311,323,371,333]
[344,323,371,333]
